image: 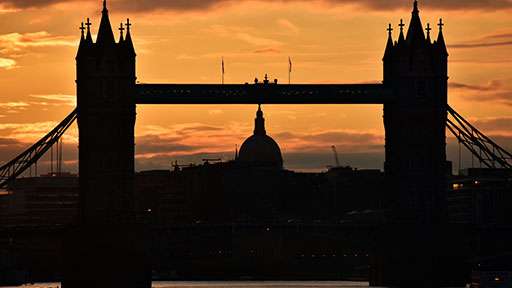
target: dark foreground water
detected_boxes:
[2,281,369,288]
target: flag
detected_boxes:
[288,57,292,73]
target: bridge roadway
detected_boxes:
[135,83,393,105]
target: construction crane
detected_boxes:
[202,158,222,164]
[331,145,340,167]
[171,160,197,171]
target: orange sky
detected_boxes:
[0,0,511,173]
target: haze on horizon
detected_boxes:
[0,0,511,173]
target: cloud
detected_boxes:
[274,130,384,153]
[111,0,512,12]
[451,31,512,49]
[208,109,224,115]
[6,0,511,12]
[132,121,385,171]
[0,57,16,69]
[0,137,31,163]
[205,24,283,49]
[253,48,281,54]
[471,117,512,136]
[0,31,76,56]
[450,80,512,106]
[0,102,29,109]
[30,94,76,106]
[449,80,502,91]
[0,1,67,9]
[0,121,59,141]
[451,41,512,49]
[277,19,300,35]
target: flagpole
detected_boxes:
[288,57,292,85]
[222,57,225,85]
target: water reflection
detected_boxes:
[3,282,369,288]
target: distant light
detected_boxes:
[147,209,152,212]
[495,277,501,282]
[452,183,463,190]
[474,181,480,185]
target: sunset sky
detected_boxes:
[0,0,511,173]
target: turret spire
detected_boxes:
[384,23,394,59]
[85,18,93,43]
[406,0,425,44]
[254,104,266,136]
[124,18,136,56]
[96,0,115,46]
[76,21,88,58]
[79,22,85,40]
[398,19,405,43]
[426,23,432,43]
[119,23,125,42]
[437,18,448,56]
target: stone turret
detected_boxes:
[66,1,149,287]
[375,1,451,286]
[76,0,137,225]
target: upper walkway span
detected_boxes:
[135,83,393,105]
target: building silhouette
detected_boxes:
[238,105,283,169]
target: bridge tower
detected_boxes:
[375,1,451,286]
[63,1,149,287]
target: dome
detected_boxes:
[238,105,283,168]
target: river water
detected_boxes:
[3,282,369,288]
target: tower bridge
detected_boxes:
[0,0,511,287]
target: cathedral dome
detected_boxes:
[238,105,283,168]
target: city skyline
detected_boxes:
[0,0,511,172]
